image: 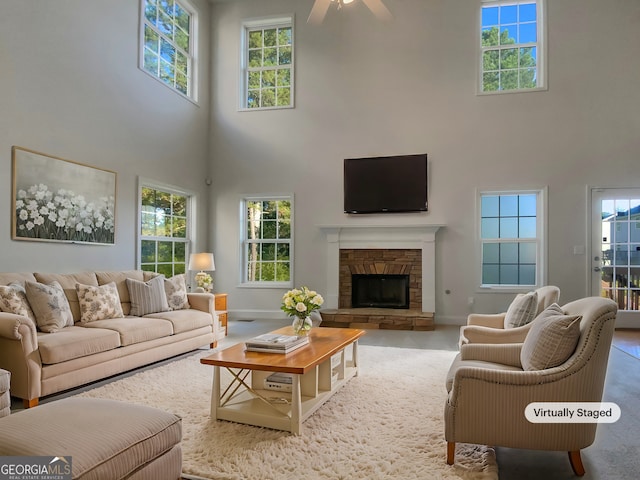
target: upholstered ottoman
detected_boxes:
[0,397,182,480]
[0,369,9,418]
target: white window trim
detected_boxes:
[138,0,199,103]
[477,0,547,95]
[238,194,294,289]
[239,14,295,111]
[136,177,196,271]
[476,187,548,292]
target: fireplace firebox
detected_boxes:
[351,274,410,309]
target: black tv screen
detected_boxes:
[343,154,428,214]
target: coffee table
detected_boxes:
[200,326,365,434]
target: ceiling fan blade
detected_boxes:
[361,0,393,21]
[307,0,332,25]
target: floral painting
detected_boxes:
[11,146,116,245]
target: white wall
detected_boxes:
[209,0,640,323]
[0,0,212,273]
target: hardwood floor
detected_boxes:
[612,329,640,360]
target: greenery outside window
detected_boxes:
[480,0,545,93]
[240,16,294,110]
[241,196,293,286]
[479,189,546,288]
[139,183,191,277]
[140,0,197,100]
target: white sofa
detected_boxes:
[0,270,218,408]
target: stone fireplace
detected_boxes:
[318,225,443,330]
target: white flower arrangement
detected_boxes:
[195,272,213,291]
[281,287,324,319]
[15,184,115,243]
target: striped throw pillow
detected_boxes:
[126,275,169,316]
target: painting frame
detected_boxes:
[12,146,117,245]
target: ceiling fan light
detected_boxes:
[342,0,355,4]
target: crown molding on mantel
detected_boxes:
[318,224,445,312]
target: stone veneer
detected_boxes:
[320,248,434,331]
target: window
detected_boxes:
[140,0,197,99]
[240,17,294,110]
[139,183,191,277]
[479,189,546,288]
[480,0,545,93]
[241,196,293,286]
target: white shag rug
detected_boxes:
[75,346,498,480]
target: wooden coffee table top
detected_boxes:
[200,326,365,375]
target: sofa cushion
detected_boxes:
[0,283,36,322]
[521,304,582,371]
[126,276,169,316]
[34,272,99,322]
[145,309,213,334]
[37,326,121,364]
[503,291,538,329]
[164,274,190,311]
[0,398,182,480]
[25,281,74,333]
[0,272,37,287]
[81,317,173,346]
[76,281,124,323]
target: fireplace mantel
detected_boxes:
[318,225,444,313]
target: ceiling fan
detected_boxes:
[307,0,393,25]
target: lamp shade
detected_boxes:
[188,253,215,271]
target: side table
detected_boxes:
[215,293,228,336]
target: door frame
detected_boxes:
[588,186,640,328]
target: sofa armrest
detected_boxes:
[460,343,523,368]
[466,313,506,328]
[186,293,218,339]
[0,313,38,353]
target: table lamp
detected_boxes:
[188,253,215,292]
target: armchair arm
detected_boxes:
[460,323,533,345]
[460,343,523,368]
[466,313,506,328]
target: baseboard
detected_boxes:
[434,315,466,326]
[230,309,287,321]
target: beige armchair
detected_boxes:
[445,296,618,476]
[460,285,560,345]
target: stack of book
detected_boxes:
[245,333,309,354]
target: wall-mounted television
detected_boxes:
[343,153,428,214]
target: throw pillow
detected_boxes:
[503,291,538,329]
[24,281,74,333]
[520,303,582,371]
[126,275,169,316]
[0,283,36,322]
[164,274,190,311]
[76,282,124,323]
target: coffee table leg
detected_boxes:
[291,373,301,435]
[353,340,359,376]
[211,365,221,419]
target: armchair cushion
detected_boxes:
[520,303,581,371]
[503,291,538,329]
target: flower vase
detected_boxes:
[292,316,313,336]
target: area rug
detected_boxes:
[75,346,498,480]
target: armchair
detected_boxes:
[445,296,618,476]
[460,285,560,345]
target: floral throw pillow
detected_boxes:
[0,283,36,322]
[24,281,74,333]
[164,274,190,311]
[76,282,124,323]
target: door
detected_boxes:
[591,188,640,327]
